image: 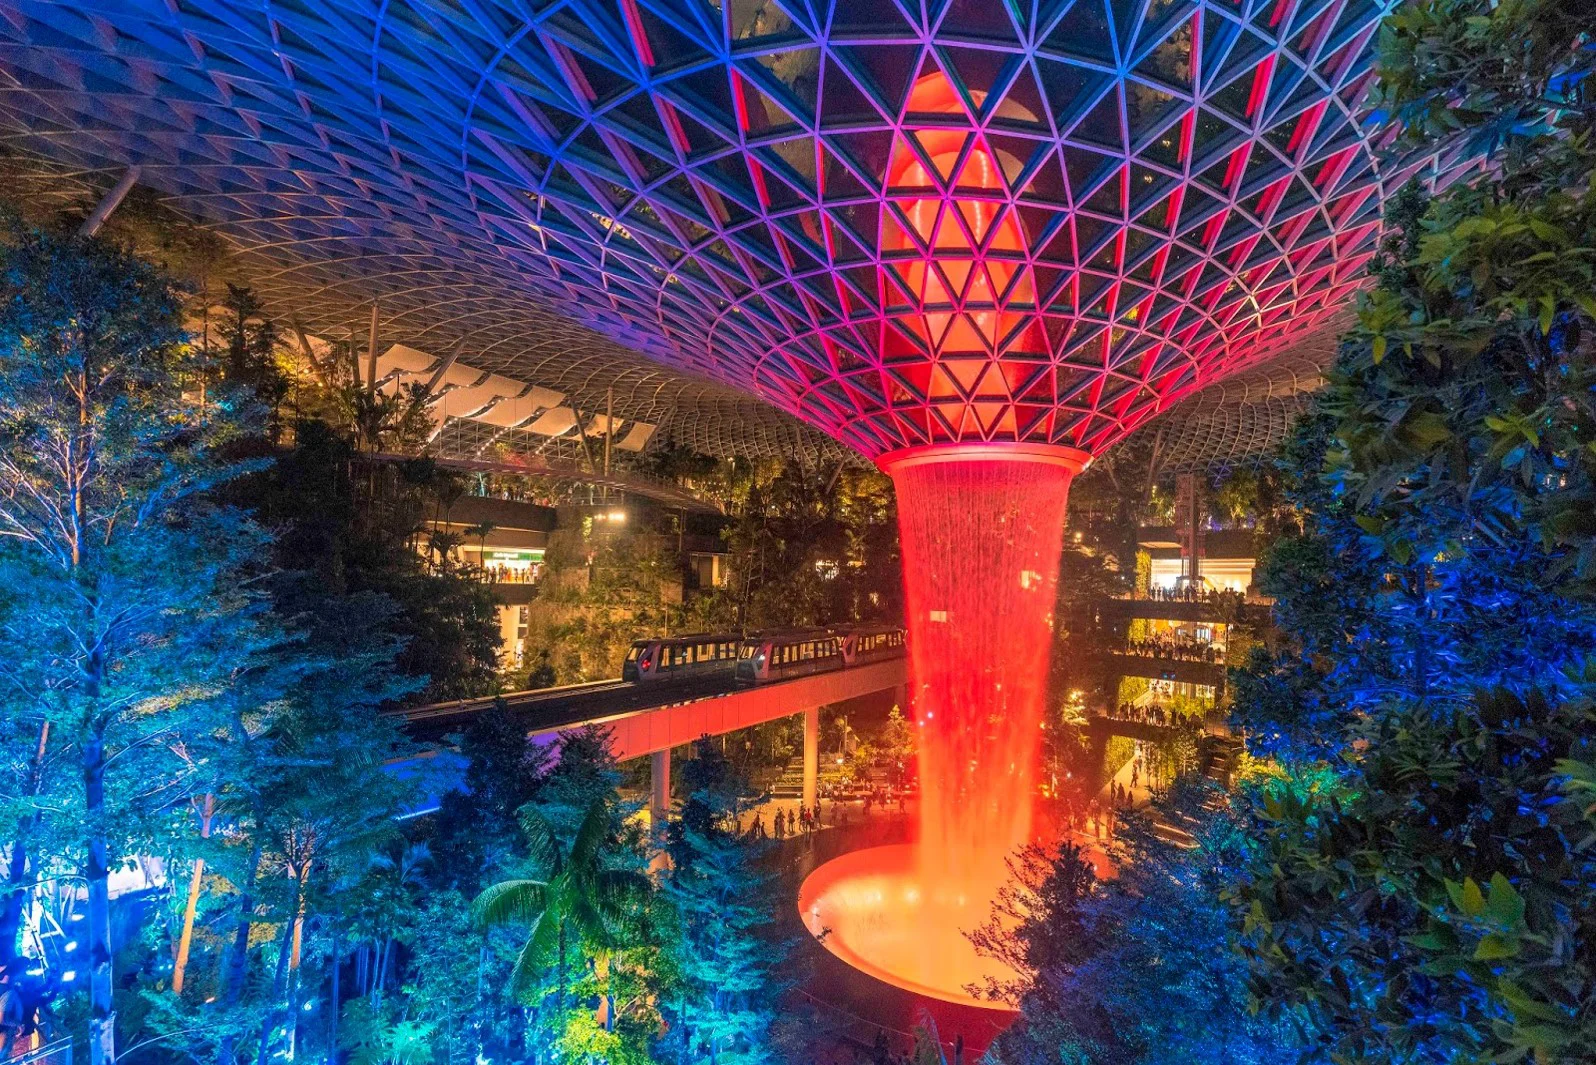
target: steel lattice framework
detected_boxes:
[0,0,1400,461]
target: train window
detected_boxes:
[626,645,642,663]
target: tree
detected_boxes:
[0,223,281,1065]
[241,419,502,702]
[981,779,1298,1065]
[471,727,657,1063]
[1241,682,1596,1064]
[659,739,786,1065]
[1229,4,1596,1059]
[214,283,287,442]
[430,701,555,887]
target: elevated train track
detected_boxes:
[389,634,908,817]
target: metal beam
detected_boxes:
[365,302,380,393]
[77,166,141,237]
[423,338,467,395]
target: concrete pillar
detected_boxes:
[650,748,671,828]
[802,706,819,811]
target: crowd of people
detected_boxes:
[745,803,828,840]
[1121,634,1224,662]
[1131,583,1246,605]
[483,562,539,584]
[741,784,912,842]
[1096,702,1207,730]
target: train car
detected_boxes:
[623,633,742,683]
[734,629,844,684]
[839,624,906,667]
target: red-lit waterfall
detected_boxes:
[889,447,1079,905]
[796,70,1087,1010]
[799,445,1082,1008]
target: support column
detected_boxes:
[802,706,819,812]
[648,748,672,874]
[78,166,141,238]
[650,748,671,829]
[365,303,381,393]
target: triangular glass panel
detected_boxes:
[834,44,923,117]
[1036,60,1114,134]
[753,48,821,125]
[1070,85,1126,150]
[820,56,881,123]
[1041,0,1117,63]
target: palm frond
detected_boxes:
[471,878,550,929]
[568,793,614,869]
[508,909,551,999]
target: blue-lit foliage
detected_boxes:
[1232,1,1596,1060]
[980,779,1300,1065]
[658,738,788,1065]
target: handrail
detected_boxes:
[16,1038,73,1065]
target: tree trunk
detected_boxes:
[256,892,298,1065]
[328,921,342,1064]
[474,944,487,1064]
[83,729,116,1065]
[223,838,263,1002]
[0,719,51,965]
[216,836,263,1065]
[172,793,214,995]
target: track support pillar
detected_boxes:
[802,705,819,812]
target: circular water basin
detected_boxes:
[797,844,1017,1011]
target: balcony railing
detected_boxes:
[1121,639,1226,664]
[16,1039,73,1065]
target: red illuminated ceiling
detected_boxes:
[0,0,1402,460]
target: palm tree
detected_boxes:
[426,529,464,574]
[471,795,649,1023]
[467,521,496,573]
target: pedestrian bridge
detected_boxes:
[1086,711,1234,743]
[391,659,908,816]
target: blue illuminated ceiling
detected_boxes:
[0,0,1411,460]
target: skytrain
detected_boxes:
[622,625,905,685]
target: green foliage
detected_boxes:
[1230,6,1596,1061]
[711,459,901,630]
[472,727,661,1061]
[339,996,439,1065]
[242,420,502,701]
[1340,0,1596,594]
[533,522,683,683]
[659,740,787,1065]
[983,781,1297,1065]
[0,222,280,1064]
[1239,682,1596,1063]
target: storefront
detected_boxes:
[470,546,544,584]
